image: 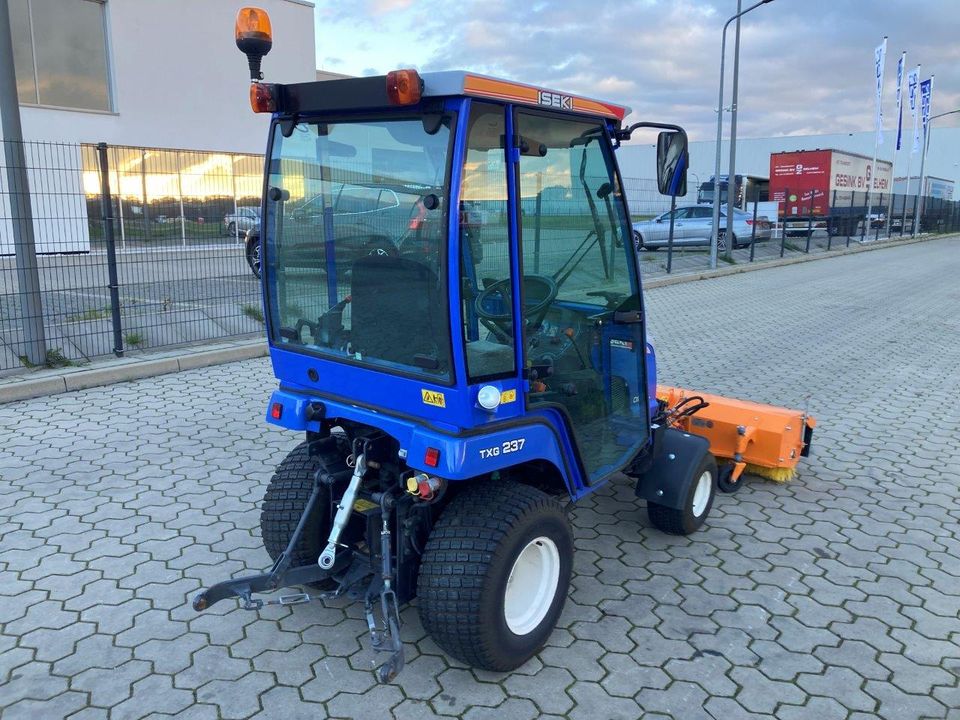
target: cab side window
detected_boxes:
[459,103,515,381]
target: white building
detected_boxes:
[2,0,317,253]
[12,0,316,152]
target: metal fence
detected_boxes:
[1,140,263,373]
[2,139,958,374]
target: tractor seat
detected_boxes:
[349,254,448,374]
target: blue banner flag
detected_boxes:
[895,53,905,151]
[920,78,932,137]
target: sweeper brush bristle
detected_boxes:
[744,464,797,483]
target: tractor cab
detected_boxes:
[193,7,810,685]
[258,68,689,493]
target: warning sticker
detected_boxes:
[500,389,517,404]
[353,498,379,513]
[421,389,446,408]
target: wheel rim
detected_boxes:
[251,242,261,275]
[504,536,561,636]
[691,471,712,517]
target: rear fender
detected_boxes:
[266,389,585,498]
[634,428,711,509]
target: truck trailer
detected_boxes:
[770,149,893,237]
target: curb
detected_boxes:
[643,232,951,289]
[0,340,268,405]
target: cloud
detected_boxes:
[314,0,960,140]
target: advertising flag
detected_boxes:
[920,77,932,137]
[895,52,905,150]
[908,66,920,153]
[874,38,887,145]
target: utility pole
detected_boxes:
[724,0,743,261]
[0,0,46,365]
[710,0,774,270]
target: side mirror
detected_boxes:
[656,130,688,197]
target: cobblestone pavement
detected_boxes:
[2,236,959,719]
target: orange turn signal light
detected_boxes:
[249,82,277,113]
[386,69,423,106]
[235,7,273,44]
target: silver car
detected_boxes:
[223,207,261,237]
[633,205,771,251]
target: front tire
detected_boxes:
[417,481,573,671]
[647,454,717,535]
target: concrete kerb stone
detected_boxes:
[643,232,955,290]
[0,341,269,405]
[0,231,954,405]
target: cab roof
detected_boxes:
[272,70,630,123]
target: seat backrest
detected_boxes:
[349,254,447,374]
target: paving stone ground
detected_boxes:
[2,236,959,719]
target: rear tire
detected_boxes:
[417,481,573,671]
[647,454,717,535]
[260,442,333,587]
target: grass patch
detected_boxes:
[242,304,265,324]
[19,348,82,369]
[124,332,145,348]
[782,241,804,252]
[66,306,112,322]
[719,254,737,265]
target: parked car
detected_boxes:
[244,182,484,278]
[633,204,771,251]
[224,207,261,237]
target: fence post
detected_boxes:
[533,172,542,274]
[231,154,240,244]
[859,191,868,243]
[0,0,47,366]
[666,193,676,274]
[826,189,835,251]
[749,195,757,262]
[176,150,186,247]
[874,192,882,242]
[141,149,151,238]
[899,191,907,238]
[96,143,125,357]
[780,187,788,258]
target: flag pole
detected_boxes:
[890,51,905,236]
[913,74,934,237]
[865,37,887,242]
[904,64,921,206]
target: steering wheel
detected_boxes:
[474,275,558,340]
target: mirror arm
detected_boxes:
[615,121,687,142]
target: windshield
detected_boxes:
[264,115,454,380]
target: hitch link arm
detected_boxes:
[318,453,366,569]
[365,491,405,683]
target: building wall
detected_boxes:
[18,0,316,154]
[617,127,960,193]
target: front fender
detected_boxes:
[633,428,712,509]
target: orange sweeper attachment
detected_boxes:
[656,385,816,492]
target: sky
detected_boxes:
[312,0,960,142]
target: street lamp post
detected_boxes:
[723,0,743,261]
[710,0,775,270]
[912,105,958,236]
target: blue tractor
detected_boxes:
[194,8,813,683]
